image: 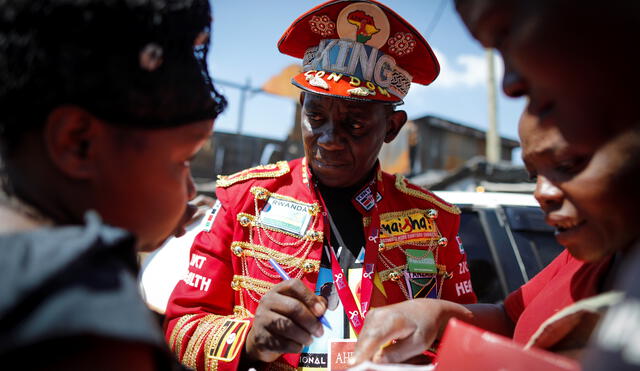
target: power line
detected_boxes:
[426,0,448,35]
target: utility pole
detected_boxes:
[212,77,262,134]
[236,77,251,134]
[486,48,501,163]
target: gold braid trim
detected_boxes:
[205,354,218,371]
[233,305,254,318]
[169,314,197,352]
[175,319,199,359]
[230,241,320,273]
[394,174,460,215]
[204,317,230,371]
[216,161,290,188]
[437,264,453,279]
[232,275,275,296]
[249,187,320,216]
[236,212,255,226]
[183,316,223,369]
[379,264,449,281]
[174,311,254,370]
[238,212,324,241]
[379,265,407,282]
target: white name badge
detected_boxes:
[258,196,312,237]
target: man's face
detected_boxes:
[300,93,405,188]
[456,0,640,148]
[520,112,640,262]
[93,120,213,251]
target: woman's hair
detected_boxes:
[0,0,227,156]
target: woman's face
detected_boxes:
[456,0,640,148]
[520,113,640,262]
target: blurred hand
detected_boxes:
[351,299,472,365]
[245,279,327,363]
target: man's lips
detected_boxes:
[314,157,350,168]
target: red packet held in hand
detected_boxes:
[434,319,581,371]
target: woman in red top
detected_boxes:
[351,111,640,363]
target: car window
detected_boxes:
[459,209,507,303]
[502,206,564,278]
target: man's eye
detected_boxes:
[306,114,323,123]
[350,122,364,130]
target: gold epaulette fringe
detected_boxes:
[394,174,460,215]
[216,161,290,188]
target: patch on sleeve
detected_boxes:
[203,200,222,232]
[456,235,464,254]
[216,161,290,188]
[207,319,251,362]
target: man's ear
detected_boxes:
[299,92,306,106]
[43,106,102,180]
[384,109,408,143]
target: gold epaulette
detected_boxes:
[216,161,290,188]
[394,174,460,215]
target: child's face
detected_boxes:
[93,119,213,251]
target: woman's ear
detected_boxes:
[43,106,102,180]
[384,109,408,143]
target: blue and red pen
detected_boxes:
[269,258,332,330]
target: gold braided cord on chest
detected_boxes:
[232,186,324,304]
[230,241,320,273]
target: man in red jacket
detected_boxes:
[164,1,476,370]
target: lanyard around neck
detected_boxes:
[313,180,382,335]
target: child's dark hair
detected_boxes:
[0,0,227,156]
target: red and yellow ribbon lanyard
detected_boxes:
[312,179,382,335]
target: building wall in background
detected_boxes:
[191,114,521,183]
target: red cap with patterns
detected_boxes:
[278,0,439,104]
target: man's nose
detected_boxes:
[317,123,346,151]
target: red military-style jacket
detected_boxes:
[165,158,476,371]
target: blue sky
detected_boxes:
[208,0,526,148]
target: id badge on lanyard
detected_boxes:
[314,181,381,335]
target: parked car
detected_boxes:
[434,191,563,304]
